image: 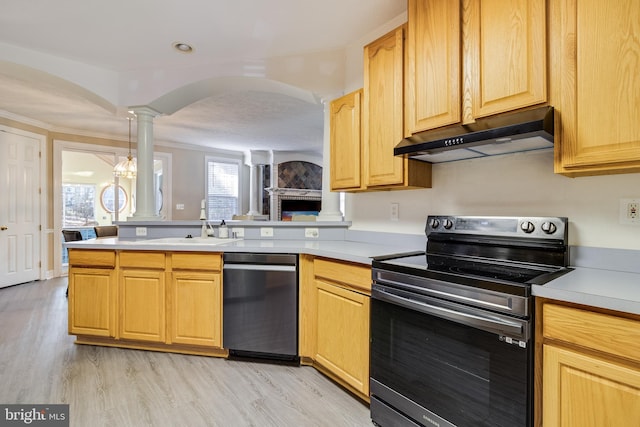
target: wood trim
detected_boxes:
[313,257,371,294]
[68,249,115,267]
[171,252,222,271]
[313,361,370,404]
[74,335,228,358]
[542,303,640,363]
[119,251,166,269]
[298,254,317,360]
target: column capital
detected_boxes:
[128,105,162,118]
[245,150,270,167]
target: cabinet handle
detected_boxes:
[0,226,7,231]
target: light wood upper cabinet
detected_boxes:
[551,0,640,176]
[405,0,461,133]
[464,0,547,121]
[364,25,431,190]
[538,300,640,426]
[330,90,364,191]
[405,0,547,135]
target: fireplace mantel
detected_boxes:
[267,188,322,197]
[266,187,322,221]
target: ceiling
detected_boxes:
[0,0,406,155]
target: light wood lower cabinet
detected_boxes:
[68,250,223,356]
[299,255,371,401]
[119,268,166,343]
[169,252,222,347]
[315,280,370,397]
[538,300,640,426]
[68,249,117,338]
[119,251,166,343]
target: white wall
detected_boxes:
[345,150,640,250]
[343,12,407,94]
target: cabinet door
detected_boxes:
[315,280,370,396]
[170,271,221,347]
[330,90,363,191]
[119,269,166,342]
[364,26,406,187]
[464,0,547,121]
[68,267,116,337]
[552,0,640,176]
[405,0,461,134]
[543,344,640,426]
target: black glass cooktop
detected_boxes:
[373,252,570,287]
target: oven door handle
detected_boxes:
[373,287,525,339]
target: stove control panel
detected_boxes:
[426,215,568,241]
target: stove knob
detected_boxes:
[541,221,557,234]
[443,219,453,229]
[520,221,535,233]
[429,218,440,229]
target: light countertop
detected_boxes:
[533,267,640,315]
[65,237,640,315]
[64,237,421,266]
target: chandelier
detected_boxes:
[113,116,137,179]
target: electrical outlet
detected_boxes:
[231,227,244,237]
[390,203,399,221]
[260,227,274,237]
[135,227,147,236]
[619,198,640,225]
[176,203,184,210]
[305,228,319,238]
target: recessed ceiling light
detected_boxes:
[172,42,193,53]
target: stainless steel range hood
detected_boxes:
[395,106,554,163]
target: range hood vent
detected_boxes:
[395,106,554,163]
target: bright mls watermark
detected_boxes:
[0,405,68,427]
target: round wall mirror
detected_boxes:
[100,185,127,213]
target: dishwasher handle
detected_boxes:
[223,252,297,265]
[223,264,297,272]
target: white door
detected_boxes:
[0,130,41,288]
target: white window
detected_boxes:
[205,157,241,220]
[62,183,96,227]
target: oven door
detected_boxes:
[370,283,532,427]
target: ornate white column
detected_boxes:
[245,150,269,216]
[317,98,343,221]
[130,106,161,220]
[246,164,260,216]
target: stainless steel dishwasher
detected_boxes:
[222,253,298,361]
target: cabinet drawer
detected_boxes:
[119,251,166,269]
[68,249,115,268]
[543,303,640,362]
[314,258,371,294]
[172,252,222,271]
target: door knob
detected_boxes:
[0,226,7,231]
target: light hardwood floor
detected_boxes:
[0,277,372,426]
